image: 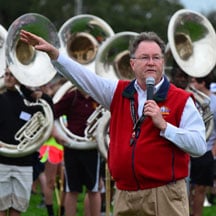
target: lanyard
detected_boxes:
[130,98,146,145]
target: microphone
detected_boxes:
[146,77,155,100]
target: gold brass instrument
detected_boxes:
[94,31,138,159]
[166,9,216,141]
[0,13,60,157]
[54,15,115,150]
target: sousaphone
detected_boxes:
[95,31,138,159]
[6,13,60,87]
[0,25,7,92]
[95,31,138,80]
[0,25,7,76]
[0,13,60,157]
[55,14,114,149]
[166,9,216,141]
[58,14,115,72]
[167,9,216,77]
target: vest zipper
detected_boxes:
[131,128,141,189]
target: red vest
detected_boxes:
[109,79,191,190]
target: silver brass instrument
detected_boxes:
[95,31,138,80]
[53,81,106,149]
[95,110,110,160]
[0,25,7,77]
[94,32,138,216]
[54,15,114,150]
[166,9,216,141]
[0,13,60,157]
[167,9,216,78]
[6,13,60,87]
[95,31,138,159]
[0,92,54,157]
[58,14,115,72]
[187,85,214,140]
[0,25,7,92]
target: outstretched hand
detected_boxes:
[19,30,59,60]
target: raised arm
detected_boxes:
[19,30,117,109]
[20,30,59,60]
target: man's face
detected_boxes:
[172,68,190,90]
[4,68,19,89]
[130,41,164,89]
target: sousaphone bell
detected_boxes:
[167,9,216,77]
[95,31,138,80]
[166,9,216,141]
[0,13,60,157]
[6,13,60,87]
[58,14,115,72]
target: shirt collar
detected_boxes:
[122,75,170,102]
[134,76,164,94]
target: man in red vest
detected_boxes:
[20,30,206,216]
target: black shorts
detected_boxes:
[190,150,214,186]
[64,148,100,193]
[32,152,45,181]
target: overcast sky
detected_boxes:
[180,0,216,14]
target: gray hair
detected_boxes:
[129,32,166,57]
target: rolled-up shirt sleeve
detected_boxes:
[161,97,207,157]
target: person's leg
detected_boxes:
[85,191,101,216]
[84,194,90,216]
[64,192,79,216]
[8,208,21,216]
[31,178,39,194]
[45,161,58,203]
[56,163,65,216]
[83,150,101,216]
[0,210,7,216]
[189,184,207,216]
[44,161,58,215]
[38,172,47,195]
[189,151,214,216]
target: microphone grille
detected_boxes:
[146,77,155,85]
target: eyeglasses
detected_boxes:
[131,55,164,63]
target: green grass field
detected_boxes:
[21,187,216,216]
[21,190,86,216]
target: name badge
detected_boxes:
[19,111,31,121]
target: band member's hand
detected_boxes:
[144,100,167,132]
[19,30,59,60]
